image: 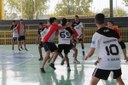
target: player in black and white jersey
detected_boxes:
[57,18,75,71]
[36,22,48,61]
[10,20,18,50]
[73,15,85,57]
[84,13,128,85]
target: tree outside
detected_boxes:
[102,8,127,17]
[7,0,48,19]
[55,0,93,16]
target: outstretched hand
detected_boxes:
[124,57,128,63]
[84,56,89,60]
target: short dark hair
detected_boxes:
[108,20,114,25]
[95,13,105,24]
[49,17,57,24]
[75,15,79,18]
[62,18,67,26]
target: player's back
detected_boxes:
[92,27,121,70]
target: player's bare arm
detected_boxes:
[84,48,95,60]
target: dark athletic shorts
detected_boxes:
[13,37,18,42]
[58,44,71,55]
[43,42,58,52]
[78,38,83,42]
[70,43,76,49]
[92,68,122,80]
[18,36,25,41]
[39,41,44,47]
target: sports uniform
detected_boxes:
[91,27,122,80]
[58,27,72,55]
[42,24,61,52]
[11,24,18,41]
[72,21,85,57]
[73,21,84,41]
[16,23,26,41]
[38,28,48,47]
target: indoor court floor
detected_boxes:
[0,43,128,85]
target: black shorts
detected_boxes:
[79,38,83,42]
[39,41,44,47]
[92,68,122,80]
[13,37,18,42]
[70,43,76,49]
[18,36,25,41]
[58,44,71,55]
[43,42,58,52]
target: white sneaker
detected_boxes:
[73,60,80,64]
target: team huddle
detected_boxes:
[11,14,128,85]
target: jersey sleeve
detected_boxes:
[55,25,62,30]
[91,33,99,48]
[65,27,74,35]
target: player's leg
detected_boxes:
[72,47,80,64]
[90,76,100,85]
[40,42,51,73]
[113,69,125,85]
[18,37,21,51]
[116,76,125,85]
[22,36,28,51]
[38,43,43,60]
[65,54,71,71]
[40,50,50,73]
[64,45,71,71]
[12,37,15,50]
[91,68,110,85]
[49,43,58,70]
[80,40,85,56]
[57,45,65,65]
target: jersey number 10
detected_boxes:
[105,44,119,55]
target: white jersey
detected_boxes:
[13,27,18,37]
[73,22,84,38]
[58,29,71,45]
[91,27,121,70]
[40,28,48,40]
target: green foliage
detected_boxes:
[7,0,48,19]
[124,0,128,6]
[55,0,93,16]
[102,8,127,17]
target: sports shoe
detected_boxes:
[61,58,65,65]
[67,66,71,72]
[25,48,28,51]
[20,46,23,50]
[18,48,21,51]
[40,68,45,73]
[73,60,80,64]
[49,63,56,70]
[38,57,43,61]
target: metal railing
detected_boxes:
[0,27,128,45]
